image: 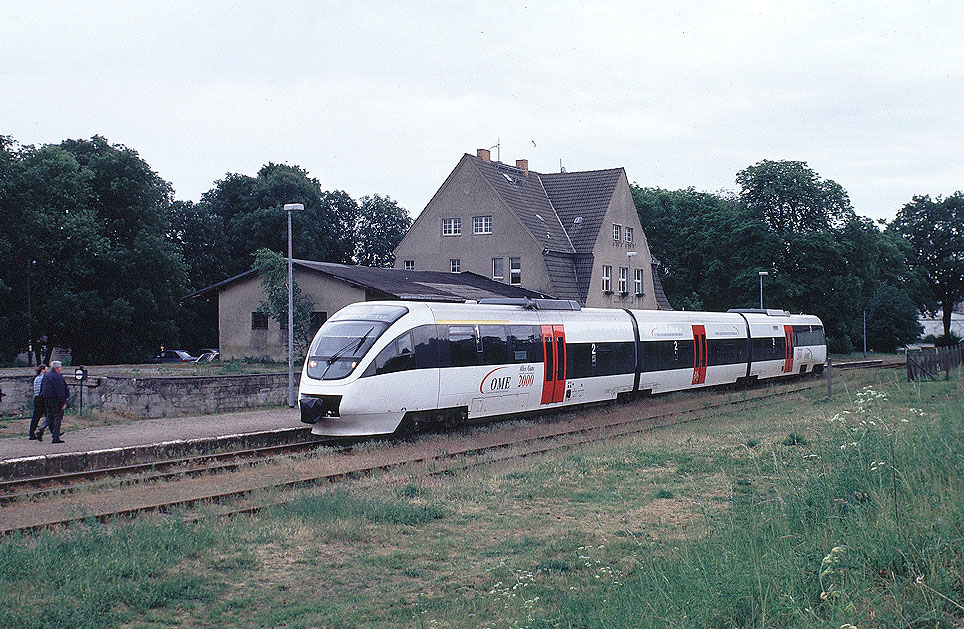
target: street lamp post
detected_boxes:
[284,203,305,408]
[626,251,638,307]
[759,271,769,309]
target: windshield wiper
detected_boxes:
[319,326,375,378]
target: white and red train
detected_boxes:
[298,299,826,436]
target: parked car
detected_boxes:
[195,351,220,363]
[147,349,197,363]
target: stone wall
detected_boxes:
[0,372,300,419]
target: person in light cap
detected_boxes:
[39,360,68,443]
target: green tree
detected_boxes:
[865,284,923,352]
[56,136,189,363]
[890,193,964,338]
[355,195,412,267]
[251,248,314,356]
[201,164,358,278]
[632,186,780,311]
[735,160,855,237]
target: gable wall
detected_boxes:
[219,270,365,361]
[393,157,553,295]
[584,172,659,309]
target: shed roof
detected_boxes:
[183,260,553,303]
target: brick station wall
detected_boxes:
[0,372,300,419]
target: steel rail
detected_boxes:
[1,381,822,536]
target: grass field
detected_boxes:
[1,369,962,628]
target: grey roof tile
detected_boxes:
[468,156,575,254]
[540,168,623,253]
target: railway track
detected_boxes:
[0,438,350,505]
[1,378,829,535]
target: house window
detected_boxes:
[310,311,328,335]
[492,257,504,281]
[251,312,268,330]
[634,268,643,295]
[509,257,521,285]
[602,265,612,292]
[442,218,461,236]
[618,267,628,293]
[625,227,634,243]
[613,224,621,241]
[473,216,492,234]
[403,259,415,270]
[450,258,461,273]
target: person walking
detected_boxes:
[39,360,68,443]
[28,364,47,440]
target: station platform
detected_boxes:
[0,407,308,480]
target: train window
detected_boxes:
[613,342,635,374]
[448,325,478,368]
[370,331,415,375]
[556,336,565,380]
[544,335,554,381]
[793,325,825,346]
[413,325,442,369]
[751,337,785,361]
[508,326,541,363]
[480,325,508,365]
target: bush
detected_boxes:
[865,284,923,352]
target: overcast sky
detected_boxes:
[3,1,962,222]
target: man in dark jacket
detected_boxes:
[39,360,68,443]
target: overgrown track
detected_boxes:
[0,439,347,505]
[0,378,830,536]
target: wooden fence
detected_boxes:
[906,342,964,381]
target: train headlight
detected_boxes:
[309,360,318,368]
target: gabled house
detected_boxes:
[393,149,672,310]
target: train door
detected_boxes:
[783,325,795,373]
[692,324,707,385]
[540,324,566,404]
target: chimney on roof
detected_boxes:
[477,148,491,162]
[515,159,528,176]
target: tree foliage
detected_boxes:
[736,160,855,237]
[198,164,358,281]
[889,192,964,338]
[0,136,187,363]
[865,284,923,352]
[634,163,925,353]
[251,248,315,356]
[354,195,413,267]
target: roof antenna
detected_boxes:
[559,158,566,173]
[488,139,500,162]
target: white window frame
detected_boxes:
[602,265,612,292]
[403,260,415,270]
[492,257,504,280]
[442,218,461,236]
[618,267,628,293]
[634,268,643,295]
[509,257,521,285]
[625,227,634,243]
[473,216,492,234]
[450,258,461,273]
[613,224,621,241]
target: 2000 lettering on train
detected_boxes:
[298,299,826,436]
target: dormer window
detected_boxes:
[625,227,634,243]
[442,218,461,236]
[613,224,622,241]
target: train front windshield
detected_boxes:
[305,305,408,380]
